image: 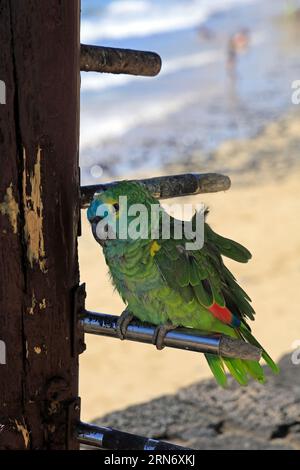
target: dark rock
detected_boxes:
[93,353,300,450]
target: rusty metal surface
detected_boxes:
[80,44,162,77]
[80,173,231,208]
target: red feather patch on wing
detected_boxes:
[208,303,240,327]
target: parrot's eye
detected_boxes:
[113,203,119,212]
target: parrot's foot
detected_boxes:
[152,323,177,350]
[116,310,134,340]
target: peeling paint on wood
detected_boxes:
[0,184,19,233]
[15,419,30,449]
[27,292,37,315]
[39,298,47,310]
[27,293,47,315]
[22,146,47,272]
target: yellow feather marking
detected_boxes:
[101,196,119,218]
[150,241,161,257]
[103,196,118,205]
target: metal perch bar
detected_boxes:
[80,173,231,208]
[80,44,162,77]
[77,421,191,450]
[81,311,262,361]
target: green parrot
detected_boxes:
[87,181,279,386]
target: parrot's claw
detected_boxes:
[116,310,134,340]
[152,323,177,350]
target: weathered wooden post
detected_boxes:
[0,1,81,449]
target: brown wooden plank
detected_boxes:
[0,1,81,449]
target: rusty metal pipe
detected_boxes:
[80,44,162,76]
[80,173,231,208]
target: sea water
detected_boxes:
[80,0,300,183]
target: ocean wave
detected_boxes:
[107,1,151,15]
[81,50,221,92]
[80,92,198,150]
[81,0,255,42]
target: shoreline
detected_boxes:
[165,108,300,186]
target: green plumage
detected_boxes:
[87,181,279,386]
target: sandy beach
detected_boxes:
[79,110,300,422]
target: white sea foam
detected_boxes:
[107,1,151,15]
[80,92,199,150]
[81,0,255,42]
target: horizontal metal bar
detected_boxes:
[77,421,191,450]
[80,44,161,77]
[81,311,261,361]
[80,173,231,208]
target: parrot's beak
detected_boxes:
[90,216,106,246]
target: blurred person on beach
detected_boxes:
[227,29,250,79]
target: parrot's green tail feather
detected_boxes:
[205,354,227,387]
[223,358,249,385]
[244,360,265,383]
[239,324,279,374]
[205,354,256,387]
[206,341,275,387]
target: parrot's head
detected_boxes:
[87,181,158,246]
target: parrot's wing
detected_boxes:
[153,219,255,324]
[153,217,279,379]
